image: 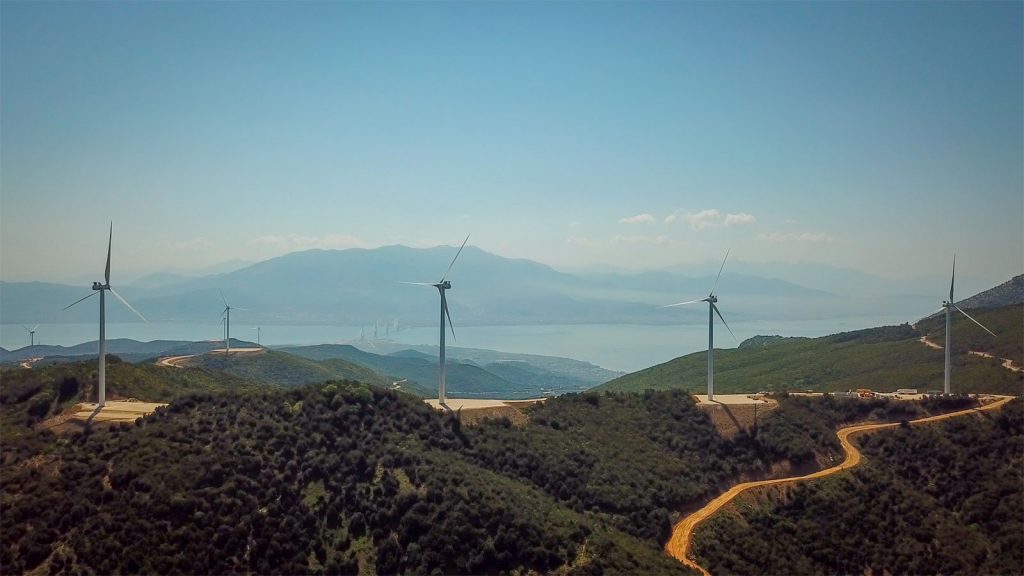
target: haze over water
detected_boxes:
[1,314,913,373]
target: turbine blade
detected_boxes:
[440,233,471,282]
[63,291,97,310]
[105,222,112,285]
[219,288,228,308]
[443,300,456,341]
[399,281,436,287]
[23,325,30,333]
[952,304,996,337]
[712,303,737,342]
[949,254,956,302]
[710,248,730,296]
[110,287,148,322]
[32,324,38,332]
[662,298,706,308]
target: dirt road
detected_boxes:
[156,355,194,368]
[919,335,1021,373]
[919,335,943,350]
[665,396,1014,576]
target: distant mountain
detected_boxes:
[955,274,1023,310]
[0,338,257,364]
[1,245,861,326]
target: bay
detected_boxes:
[2,314,914,373]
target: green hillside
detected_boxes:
[692,398,1023,575]
[0,358,266,465]
[599,324,1022,395]
[1,364,991,575]
[280,344,541,399]
[916,304,1023,364]
[181,350,401,392]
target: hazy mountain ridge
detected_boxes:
[954,274,1023,310]
[0,245,959,326]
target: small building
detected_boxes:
[896,388,918,395]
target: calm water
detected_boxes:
[2,314,914,372]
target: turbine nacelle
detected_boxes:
[435,280,452,291]
[707,295,717,304]
[93,282,107,291]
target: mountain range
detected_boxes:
[2,245,980,327]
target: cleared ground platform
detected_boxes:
[71,401,168,423]
[693,394,773,406]
[424,398,546,412]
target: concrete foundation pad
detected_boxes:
[71,401,168,423]
[694,394,774,406]
[424,398,546,412]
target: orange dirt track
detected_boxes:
[665,396,1014,576]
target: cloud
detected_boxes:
[566,235,602,248]
[246,233,367,252]
[610,234,673,246]
[684,209,722,230]
[619,213,656,225]
[724,212,755,226]
[756,232,835,243]
[666,209,756,229]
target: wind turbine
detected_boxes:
[219,290,246,353]
[663,250,737,401]
[63,223,147,406]
[250,326,261,347]
[403,234,470,405]
[23,324,38,348]
[940,255,995,395]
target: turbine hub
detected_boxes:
[92,282,106,290]
[709,294,718,303]
[437,281,451,290]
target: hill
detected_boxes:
[280,344,546,399]
[375,344,625,389]
[691,398,1023,575]
[178,349,414,393]
[598,323,1022,396]
[952,274,1024,310]
[0,368,990,575]
[916,304,1023,365]
[0,338,258,364]
[0,358,267,464]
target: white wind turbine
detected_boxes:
[63,223,147,406]
[403,235,470,405]
[663,250,737,401]
[23,324,39,348]
[219,290,246,354]
[940,255,995,395]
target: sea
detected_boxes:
[1,314,916,373]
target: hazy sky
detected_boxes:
[2,1,1021,285]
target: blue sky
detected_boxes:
[2,1,1021,285]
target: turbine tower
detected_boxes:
[941,255,995,395]
[63,223,146,406]
[219,290,246,353]
[23,325,38,348]
[663,250,737,401]
[404,234,470,405]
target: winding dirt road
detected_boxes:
[665,396,1014,576]
[155,354,194,368]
